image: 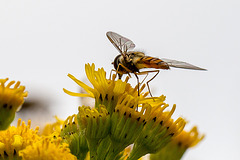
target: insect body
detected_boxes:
[113,51,170,78]
[106,31,206,96]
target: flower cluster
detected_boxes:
[0,118,77,160]
[62,63,204,160]
[0,63,204,160]
[0,119,40,159]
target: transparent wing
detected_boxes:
[161,58,207,70]
[106,31,135,55]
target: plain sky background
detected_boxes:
[0,1,240,159]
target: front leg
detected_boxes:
[116,63,132,79]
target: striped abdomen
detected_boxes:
[136,56,170,70]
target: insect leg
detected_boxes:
[134,73,140,96]
[139,72,149,86]
[136,70,160,98]
[109,69,117,80]
[146,70,159,97]
[117,63,132,78]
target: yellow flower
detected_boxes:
[60,114,89,160]
[150,126,204,160]
[77,105,111,139]
[0,119,40,159]
[62,63,204,160]
[41,116,64,136]
[172,126,205,148]
[61,114,79,136]
[128,103,186,160]
[77,105,111,159]
[0,78,28,130]
[63,63,160,114]
[106,94,151,160]
[19,137,77,160]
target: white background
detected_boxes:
[0,1,239,159]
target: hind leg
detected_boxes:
[135,70,160,97]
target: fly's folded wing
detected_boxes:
[161,58,207,70]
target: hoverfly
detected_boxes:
[106,31,206,96]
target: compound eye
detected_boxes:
[113,55,122,70]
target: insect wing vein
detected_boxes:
[106,31,135,55]
[161,58,206,70]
